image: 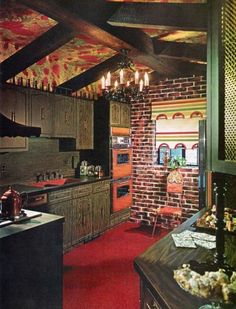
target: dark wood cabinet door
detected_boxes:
[30,90,53,137]
[76,99,94,149]
[72,196,92,244]
[120,103,130,128]
[92,190,110,236]
[208,0,236,175]
[110,101,131,128]
[110,101,121,126]
[54,95,76,138]
[141,280,169,309]
[0,87,28,151]
[49,200,72,252]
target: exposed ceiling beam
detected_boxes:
[19,0,132,52]
[57,54,122,91]
[18,0,206,86]
[107,3,207,31]
[153,40,207,63]
[1,23,75,82]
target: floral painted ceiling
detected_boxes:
[107,0,206,2]
[0,4,57,62]
[1,1,207,96]
[0,2,116,94]
[15,34,116,91]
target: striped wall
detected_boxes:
[151,97,207,120]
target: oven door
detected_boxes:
[112,148,132,179]
[112,178,132,212]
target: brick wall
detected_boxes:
[130,75,207,226]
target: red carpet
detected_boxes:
[63,222,168,309]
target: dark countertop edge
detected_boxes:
[134,209,208,309]
[0,210,64,239]
[0,176,112,196]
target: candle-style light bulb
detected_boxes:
[101,76,105,89]
[144,72,149,87]
[139,79,144,92]
[127,80,130,87]
[120,69,124,85]
[107,71,111,87]
[114,80,118,89]
[135,71,139,85]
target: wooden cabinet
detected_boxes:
[48,188,73,251]
[92,181,110,236]
[47,180,110,251]
[120,102,131,127]
[0,87,28,152]
[53,95,76,138]
[76,99,94,149]
[72,196,92,245]
[49,201,72,252]
[110,101,121,126]
[30,90,53,137]
[110,101,130,128]
[141,281,167,309]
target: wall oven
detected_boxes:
[112,177,132,212]
[112,148,132,179]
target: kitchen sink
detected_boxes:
[30,178,81,188]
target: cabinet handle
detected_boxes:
[146,302,160,309]
[65,111,68,123]
[11,111,16,122]
[40,107,45,120]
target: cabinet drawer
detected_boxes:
[143,287,162,309]
[48,189,71,203]
[72,184,92,198]
[92,181,110,193]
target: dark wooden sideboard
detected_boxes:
[0,211,64,309]
[134,210,236,309]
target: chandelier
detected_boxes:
[101,49,149,103]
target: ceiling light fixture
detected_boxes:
[101,49,149,103]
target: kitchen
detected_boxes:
[1,1,236,309]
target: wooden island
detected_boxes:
[134,210,236,309]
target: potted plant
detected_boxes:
[168,155,186,170]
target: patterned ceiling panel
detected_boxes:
[143,29,206,44]
[14,34,116,88]
[0,3,57,62]
[106,0,206,3]
[2,1,206,95]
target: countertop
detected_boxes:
[0,175,111,196]
[0,209,64,239]
[134,209,236,309]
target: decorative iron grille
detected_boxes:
[221,0,236,161]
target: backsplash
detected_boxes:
[0,138,79,185]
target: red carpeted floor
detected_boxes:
[63,222,169,309]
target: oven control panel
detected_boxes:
[111,136,132,148]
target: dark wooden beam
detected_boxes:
[19,0,206,82]
[153,40,207,63]
[108,3,207,31]
[57,54,122,91]
[19,0,132,52]
[1,23,75,82]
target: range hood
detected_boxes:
[0,113,41,137]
